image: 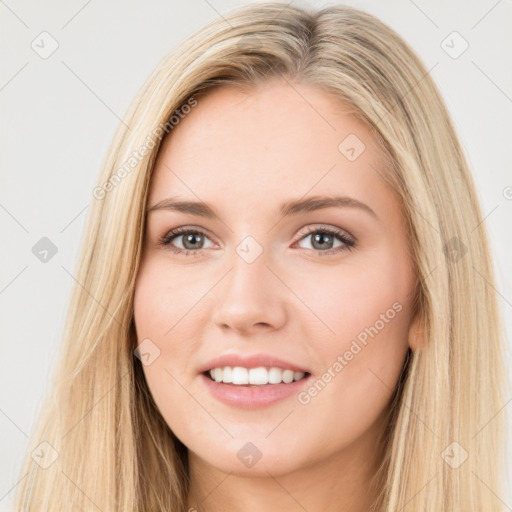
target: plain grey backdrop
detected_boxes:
[1,0,511,509]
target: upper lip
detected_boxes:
[198,353,310,374]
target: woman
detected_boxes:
[14,2,508,511]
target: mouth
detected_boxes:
[203,366,311,386]
[198,354,312,408]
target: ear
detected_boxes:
[407,313,424,352]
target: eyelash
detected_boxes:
[157,225,356,258]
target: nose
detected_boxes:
[210,250,288,335]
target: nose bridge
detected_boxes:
[228,245,270,299]
[211,239,287,332]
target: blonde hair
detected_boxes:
[13,2,508,511]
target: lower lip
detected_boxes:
[200,373,311,410]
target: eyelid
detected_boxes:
[162,223,354,242]
[159,223,356,255]
[295,223,355,244]
[158,225,219,248]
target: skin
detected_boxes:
[133,77,422,512]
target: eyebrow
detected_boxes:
[146,195,377,219]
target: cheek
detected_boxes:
[296,250,412,347]
[293,251,412,411]
[133,256,208,342]
[133,257,209,425]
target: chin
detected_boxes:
[189,437,312,477]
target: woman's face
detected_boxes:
[133,78,419,478]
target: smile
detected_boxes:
[206,366,308,385]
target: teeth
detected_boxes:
[222,366,233,383]
[232,366,249,385]
[249,367,268,385]
[207,366,306,385]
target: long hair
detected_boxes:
[14,3,508,510]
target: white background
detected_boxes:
[1,0,511,509]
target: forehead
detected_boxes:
[148,80,391,216]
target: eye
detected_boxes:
[294,225,355,256]
[158,225,356,257]
[158,227,215,257]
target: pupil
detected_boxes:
[184,233,203,249]
[313,233,332,250]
